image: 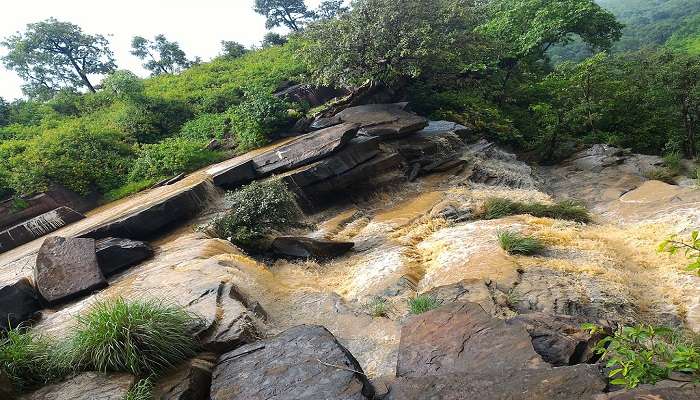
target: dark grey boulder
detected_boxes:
[211,160,257,190]
[95,237,154,277]
[0,278,43,331]
[416,120,470,137]
[0,207,85,254]
[210,325,374,400]
[385,365,606,400]
[0,371,14,400]
[154,353,217,400]
[34,237,107,305]
[19,372,135,400]
[252,123,359,176]
[271,237,354,259]
[335,103,428,139]
[309,116,342,131]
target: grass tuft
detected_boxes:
[68,297,202,376]
[481,197,591,223]
[497,230,545,255]
[124,377,154,400]
[408,295,441,315]
[0,327,69,392]
[644,168,676,185]
[365,297,391,318]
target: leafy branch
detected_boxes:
[659,231,700,275]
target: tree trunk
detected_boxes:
[683,99,696,158]
[67,56,96,93]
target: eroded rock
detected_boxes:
[34,237,106,305]
[594,385,700,400]
[336,104,428,139]
[210,325,375,400]
[0,207,85,254]
[95,237,153,277]
[154,353,217,400]
[271,237,354,259]
[20,372,135,400]
[0,278,42,330]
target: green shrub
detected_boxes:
[230,87,290,151]
[663,152,683,175]
[480,198,591,223]
[128,137,222,182]
[497,230,544,255]
[584,323,700,389]
[68,298,201,376]
[0,328,68,392]
[179,112,231,141]
[365,297,390,318]
[124,377,153,400]
[210,179,302,249]
[645,168,676,184]
[102,178,158,203]
[408,295,440,315]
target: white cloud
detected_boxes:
[0,0,324,100]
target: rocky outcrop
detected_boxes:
[274,84,348,108]
[95,238,153,277]
[211,160,257,189]
[0,278,42,330]
[464,140,537,189]
[271,237,354,259]
[0,371,15,399]
[210,325,375,400]
[252,123,359,176]
[335,103,428,139]
[154,353,217,400]
[34,237,106,305]
[595,385,700,399]
[0,207,85,254]
[19,372,135,400]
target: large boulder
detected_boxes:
[397,302,546,378]
[210,325,375,400]
[271,237,354,259]
[385,364,607,400]
[154,353,217,400]
[0,371,14,400]
[0,207,85,254]
[19,372,135,400]
[34,237,107,305]
[252,123,359,176]
[387,120,466,177]
[95,237,153,277]
[211,160,257,190]
[336,104,428,139]
[0,278,43,330]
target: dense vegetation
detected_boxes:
[0,0,698,203]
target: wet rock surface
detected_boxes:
[154,353,217,400]
[0,278,42,330]
[19,372,135,400]
[210,325,375,400]
[594,385,700,399]
[95,237,153,277]
[335,103,428,139]
[34,237,106,305]
[271,236,354,259]
[0,207,85,254]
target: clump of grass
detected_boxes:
[365,297,391,318]
[663,152,682,176]
[0,327,69,392]
[408,295,441,315]
[497,230,545,255]
[68,298,202,376]
[644,168,676,185]
[124,377,154,400]
[480,197,591,223]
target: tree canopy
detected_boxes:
[131,35,192,76]
[1,18,116,98]
[254,0,313,31]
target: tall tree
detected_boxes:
[314,0,349,20]
[131,35,192,76]
[254,0,314,31]
[1,18,116,97]
[0,97,9,127]
[221,41,248,59]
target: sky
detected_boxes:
[0,0,323,100]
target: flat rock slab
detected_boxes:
[385,364,607,400]
[0,278,43,331]
[416,120,470,137]
[210,325,375,400]
[336,104,428,139]
[271,237,354,259]
[252,123,359,176]
[211,160,256,189]
[20,372,135,400]
[95,237,154,277]
[0,207,85,254]
[595,385,700,399]
[397,302,545,378]
[34,237,106,305]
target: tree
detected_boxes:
[262,32,288,48]
[131,35,192,76]
[254,0,314,31]
[221,41,248,59]
[1,18,116,97]
[101,70,145,102]
[314,0,349,20]
[0,97,9,127]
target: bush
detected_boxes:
[68,298,201,376]
[0,328,68,392]
[230,87,290,151]
[128,137,222,182]
[210,179,302,249]
[644,168,676,184]
[497,230,544,255]
[365,297,390,318]
[408,295,440,315]
[663,152,683,175]
[102,178,158,203]
[178,112,231,141]
[481,198,591,223]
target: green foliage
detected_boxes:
[497,230,545,255]
[124,377,154,400]
[210,179,302,249]
[103,178,158,203]
[178,112,231,141]
[659,231,700,275]
[584,323,700,389]
[408,295,441,315]
[644,168,677,185]
[255,0,313,31]
[663,152,683,175]
[101,70,146,102]
[131,34,192,76]
[230,87,290,151]
[365,297,391,318]
[0,328,68,392]
[69,298,201,376]
[481,198,591,223]
[221,41,248,59]
[128,138,222,182]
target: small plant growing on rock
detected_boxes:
[659,231,700,275]
[124,377,154,400]
[408,295,440,315]
[365,297,391,318]
[68,297,202,376]
[583,323,700,389]
[210,179,302,250]
[497,230,545,255]
[0,327,68,392]
[481,197,591,223]
[644,168,676,185]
